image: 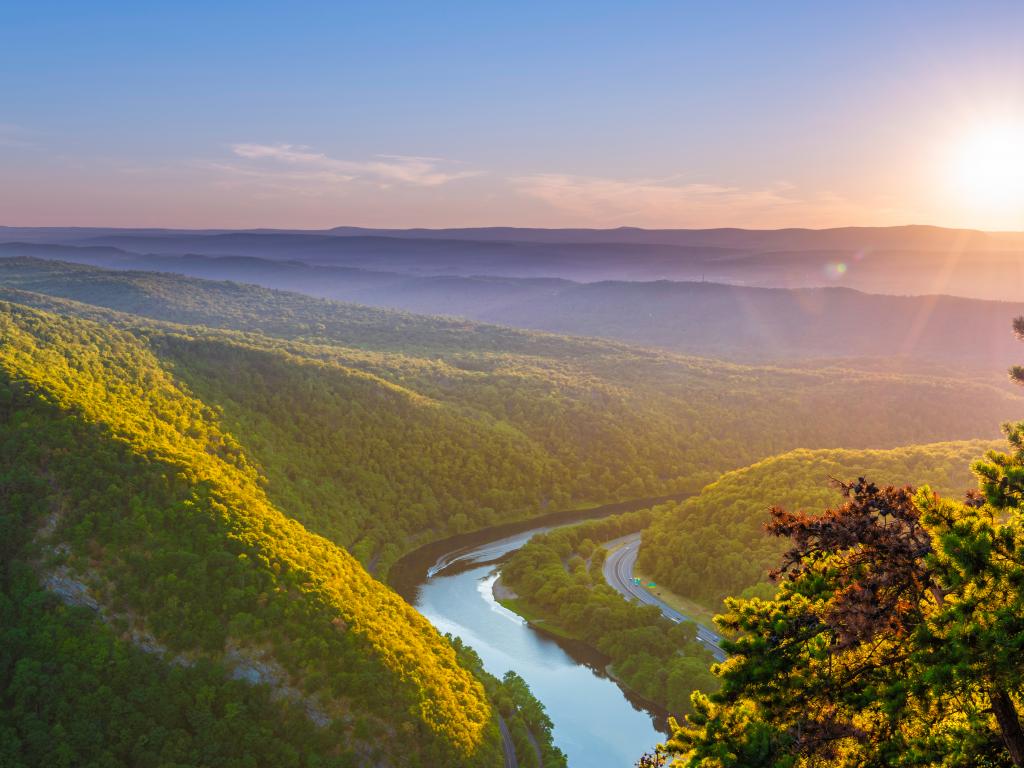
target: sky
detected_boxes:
[3,1,1024,230]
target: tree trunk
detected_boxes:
[991,687,1024,767]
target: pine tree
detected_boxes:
[661,319,1024,767]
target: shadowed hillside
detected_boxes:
[0,302,505,767]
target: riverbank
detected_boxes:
[498,509,720,714]
[416,559,669,766]
[492,572,672,719]
[400,496,694,765]
[389,491,692,603]
[494,575,581,643]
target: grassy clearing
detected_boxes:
[632,567,721,629]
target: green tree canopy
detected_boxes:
[660,320,1024,768]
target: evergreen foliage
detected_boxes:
[639,441,998,607]
[659,319,1024,767]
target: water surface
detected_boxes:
[414,531,666,767]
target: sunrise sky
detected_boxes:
[4,1,1024,230]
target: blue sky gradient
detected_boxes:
[4,1,1024,228]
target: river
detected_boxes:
[391,500,681,768]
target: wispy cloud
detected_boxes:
[512,172,898,228]
[221,143,479,188]
[178,142,916,227]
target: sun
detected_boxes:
[952,120,1024,216]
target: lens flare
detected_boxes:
[952,120,1024,215]
[824,262,848,279]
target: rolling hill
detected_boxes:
[637,440,1001,608]
[0,301,505,767]
[0,257,1021,578]
[1,254,1021,766]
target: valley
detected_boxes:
[2,231,1023,767]
[11,6,1024,765]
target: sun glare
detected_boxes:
[952,120,1024,216]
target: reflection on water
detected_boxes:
[416,549,666,768]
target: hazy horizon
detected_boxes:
[5,222,1024,236]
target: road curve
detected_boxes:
[602,533,727,662]
[497,714,518,768]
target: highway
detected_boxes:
[602,533,727,662]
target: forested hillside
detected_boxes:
[638,440,999,607]
[1,258,1022,767]
[666,431,1024,767]
[1,258,1022,577]
[0,301,509,767]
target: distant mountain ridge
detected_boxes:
[2,245,1023,369]
[7,223,1024,250]
[4,224,1023,300]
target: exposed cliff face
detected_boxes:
[36,519,335,731]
